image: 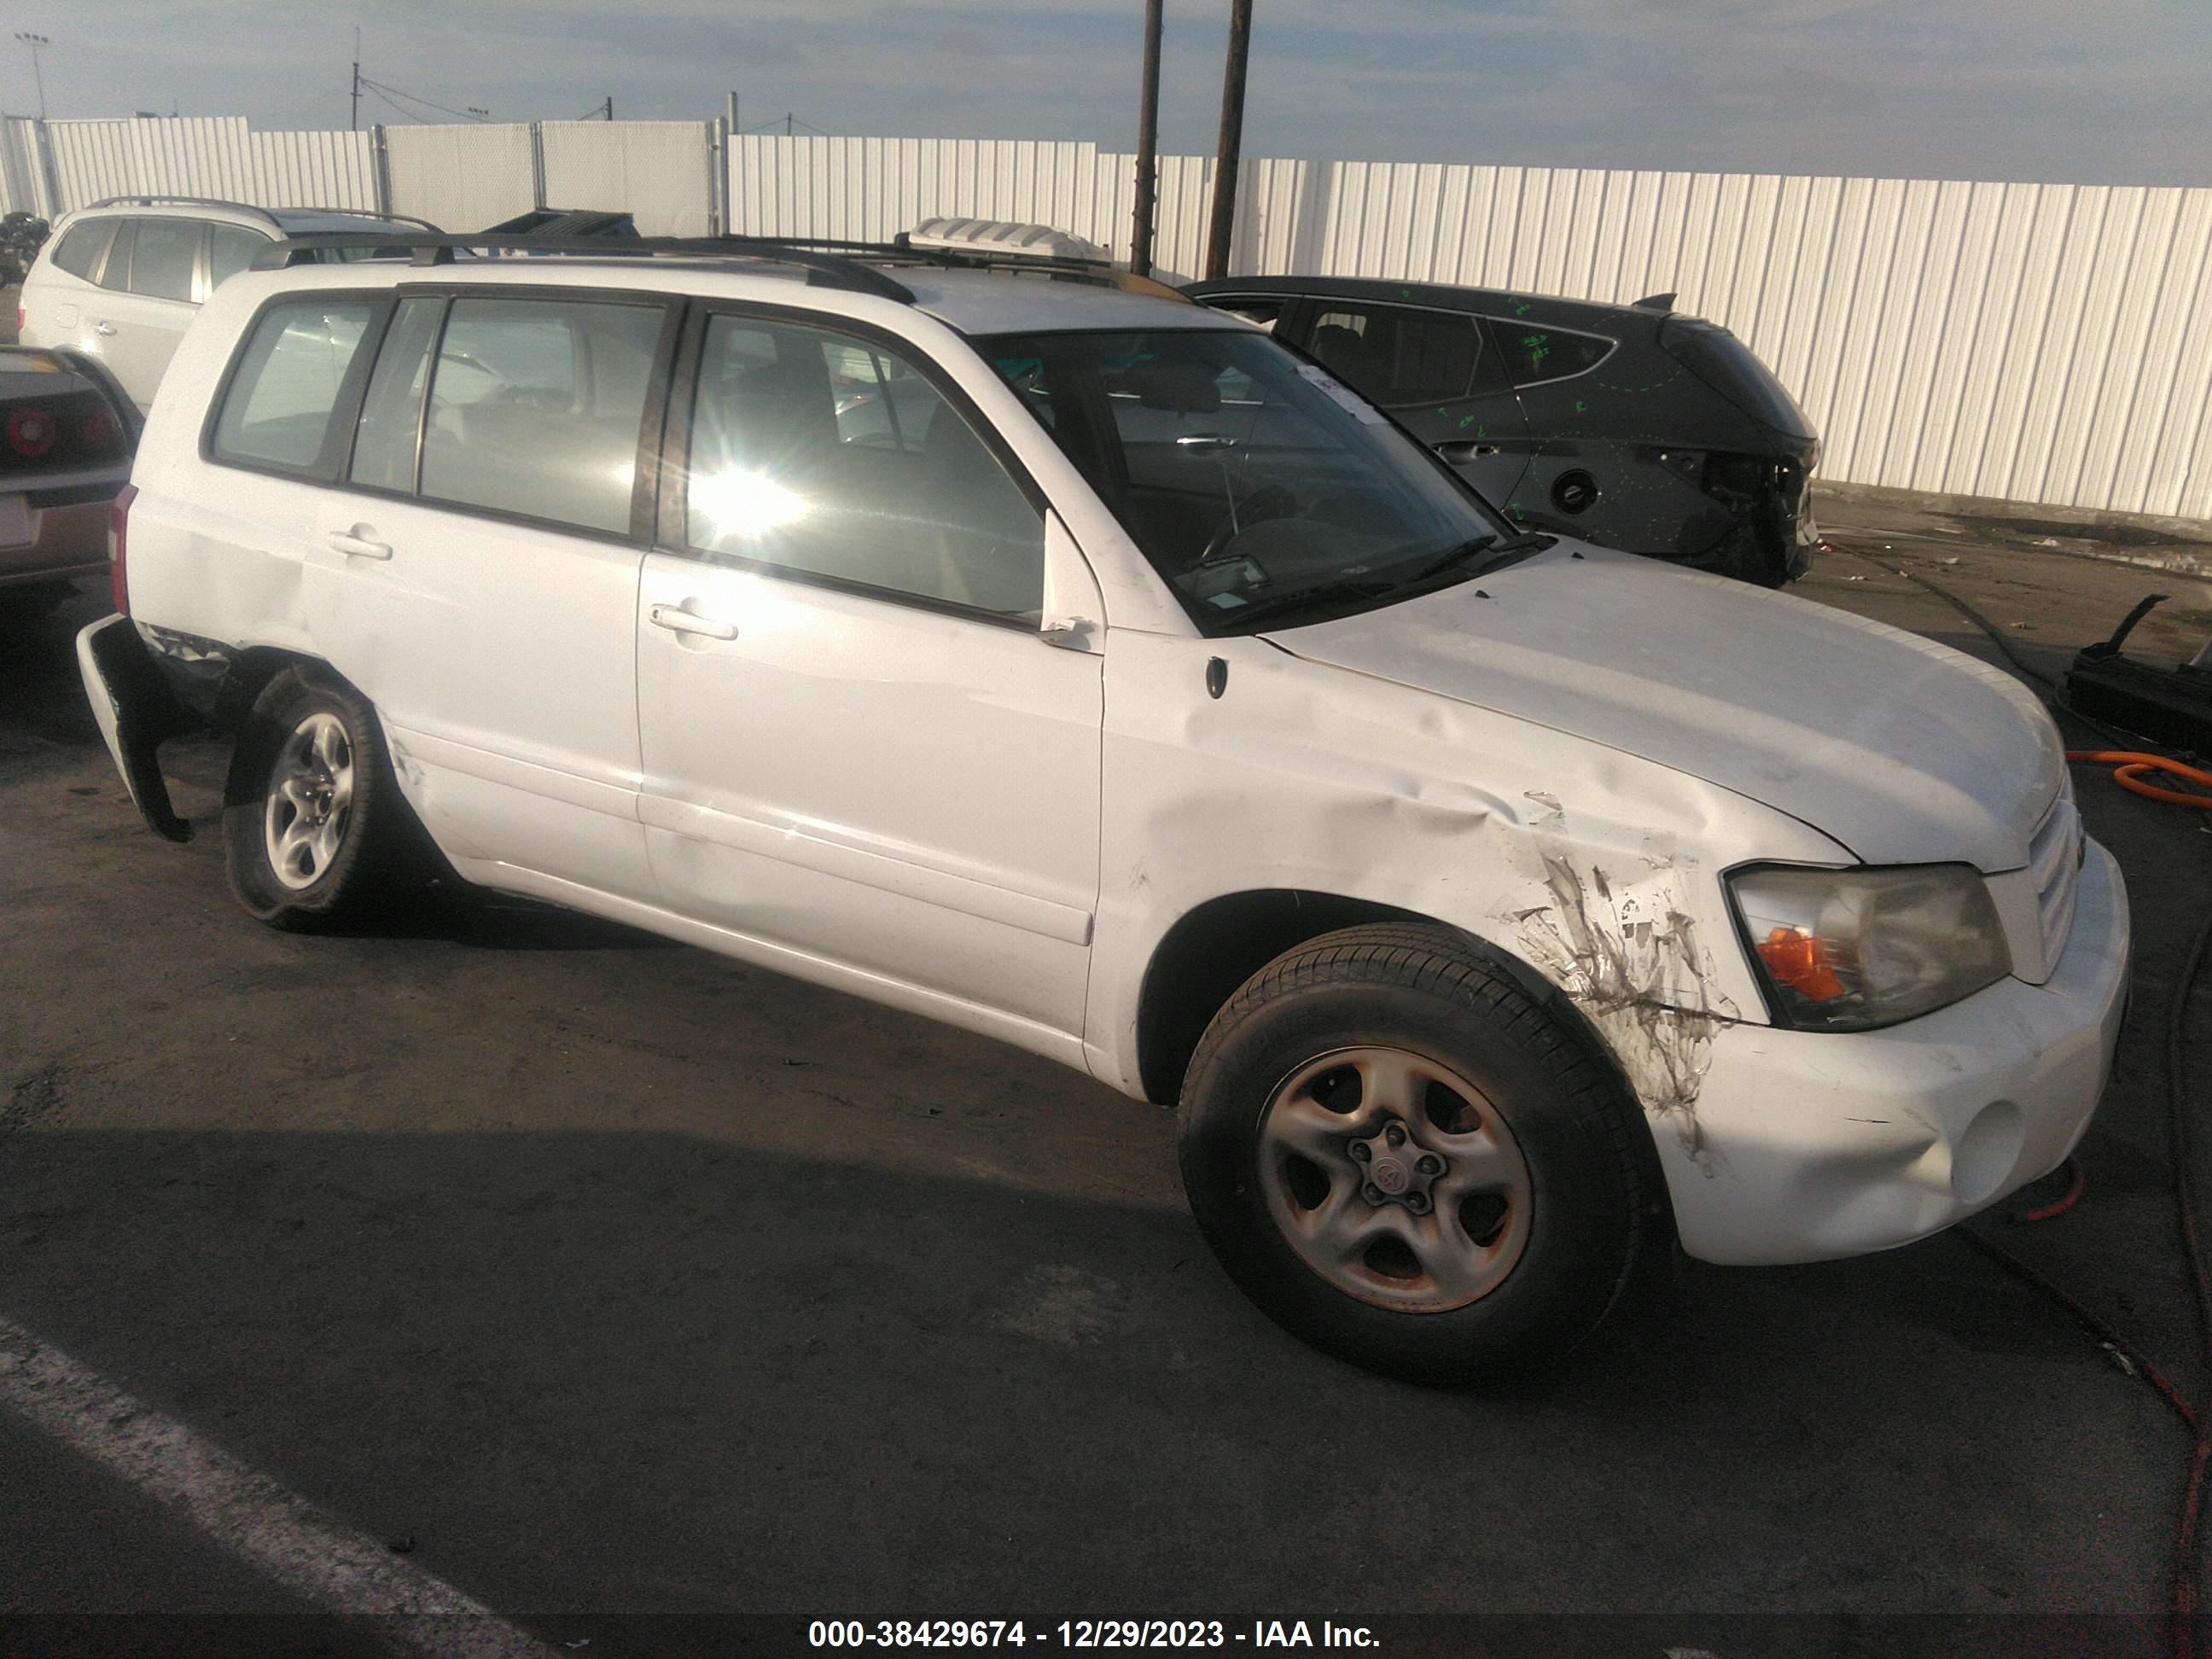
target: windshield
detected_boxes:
[978,328,1516,632]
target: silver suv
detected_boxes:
[20,196,434,411]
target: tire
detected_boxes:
[222,665,416,932]
[1177,923,1658,1384]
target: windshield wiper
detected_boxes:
[1400,530,1557,586]
[1208,575,1401,632]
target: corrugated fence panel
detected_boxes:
[7,114,2205,520]
[541,120,710,236]
[248,130,377,210]
[724,136,2212,517]
[384,123,536,233]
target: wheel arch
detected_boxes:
[1133,888,1679,1243]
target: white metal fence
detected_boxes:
[733,136,2212,523]
[2,113,2204,521]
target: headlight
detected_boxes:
[1726,863,2011,1032]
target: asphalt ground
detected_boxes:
[3,525,2210,1658]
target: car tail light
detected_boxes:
[5,404,57,458]
[0,387,128,468]
[15,306,23,335]
[109,483,136,615]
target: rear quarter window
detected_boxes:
[211,299,378,477]
[49,219,116,282]
[1497,324,1613,386]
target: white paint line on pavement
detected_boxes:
[0,1312,558,1659]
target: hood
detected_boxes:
[1262,548,2062,872]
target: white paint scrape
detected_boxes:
[0,1313,556,1658]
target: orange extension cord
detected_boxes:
[2066,750,2212,810]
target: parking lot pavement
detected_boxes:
[3,528,2208,1654]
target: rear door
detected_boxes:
[85,217,206,409]
[1282,296,1532,509]
[298,287,678,901]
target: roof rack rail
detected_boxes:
[248,232,922,304]
[84,195,281,226]
[81,196,436,234]
[277,207,444,234]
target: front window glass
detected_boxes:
[685,314,1044,621]
[980,329,1515,632]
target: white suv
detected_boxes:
[20,197,433,412]
[77,230,2130,1382]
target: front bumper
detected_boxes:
[1662,836,2130,1266]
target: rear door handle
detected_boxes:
[328,530,393,560]
[1438,440,1500,459]
[649,604,737,640]
[92,321,117,336]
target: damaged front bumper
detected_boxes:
[1661,837,2129,1266]
[76,613,201,841]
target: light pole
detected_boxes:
[15,32,49,120]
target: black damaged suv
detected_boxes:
[1185,276,1819,587]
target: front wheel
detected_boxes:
[1177,923,1661,1383]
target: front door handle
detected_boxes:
[92,321,118,337]
[649,603,737,641]
[328,529,393,560]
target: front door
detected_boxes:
[635,307,1102,1040]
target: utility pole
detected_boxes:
[15,32,49,121]
[350,27,360,131]
[785,112,794,137]
[1202,0,1253,282]
[603,95,613,121]
[1130,0,1163,277]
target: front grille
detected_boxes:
[2027,774,2083,975]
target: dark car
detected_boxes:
[0,344,139,620]
[1184,276,1819,586]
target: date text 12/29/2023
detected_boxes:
[807,1621,1379,1649]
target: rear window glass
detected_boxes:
[50,220,114,282]
[209,224,269,288]
[1498,324,1613,386]
[348,295,444,493]
[128,218,199,304]
[97,222,136,292]
[417,297,664,535]
[1305,302,1487,406]
[211,300,376,474]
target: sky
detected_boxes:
[21,0,2212,187]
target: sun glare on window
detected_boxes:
[694,469,810,538]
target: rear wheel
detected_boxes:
[223,666,414,932]
[1177,923,1658,1383]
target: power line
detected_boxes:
[357,74,489,122]
[359,84,425,125]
